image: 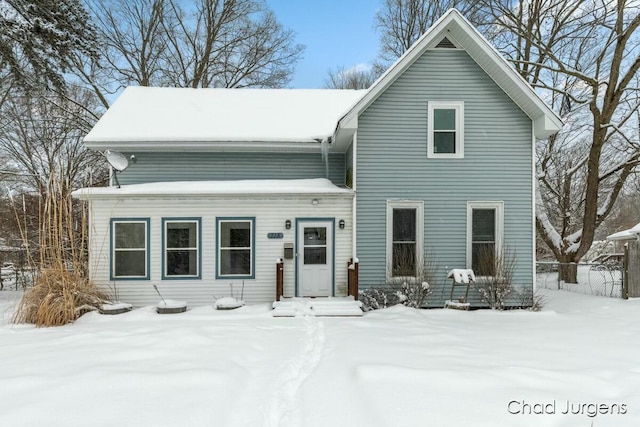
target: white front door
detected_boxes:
[297,220,333,297]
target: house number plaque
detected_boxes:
[267,233,284,239]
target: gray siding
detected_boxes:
[356,49,534,306]
[118,152,346,186]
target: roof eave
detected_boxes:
[83,139,329,152]
[534,114,563,139]
[72,190,354,200]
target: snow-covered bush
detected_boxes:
[359,288,390,311]
[517,289,547,311]
[475,247,517,310]
[359,254,435,311]
[360,280,432,311]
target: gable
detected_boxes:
[336,9,562,144]
[361,48,532,151]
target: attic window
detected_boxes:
[427,101,464,159]
[436,37,457,49]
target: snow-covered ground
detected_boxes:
[537,264,623,297]
[0,289,638,427]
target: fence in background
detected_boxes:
[0,264,34,291]
[536,262,623,298]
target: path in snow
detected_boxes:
[263,316,326,427]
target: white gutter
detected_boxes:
[532,122,537,291]
[352,130,358,259]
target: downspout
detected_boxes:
[532,122,537,291]
[352,130,357,259]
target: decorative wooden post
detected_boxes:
[276,258,284,301]
[347,258,359,300]
[623,244,629,300]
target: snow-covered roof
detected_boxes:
[337,9,563,141]
[606,223,640,241]
[84,87,365,149]
[72,178,354,200]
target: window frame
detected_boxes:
[110,218,150,281]
[427,101,464,159]
[216,217,256,279]
[466,201,504,277]
[386,200,424,281]
[161,217,202,280]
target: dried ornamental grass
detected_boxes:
[13,268,109,327]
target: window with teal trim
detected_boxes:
[164,220,200,277]
[218,220,253,276]
[112,220,148,278]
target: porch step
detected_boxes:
[272,297,363,317]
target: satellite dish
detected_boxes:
[104,150,129,172]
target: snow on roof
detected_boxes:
[606,223,640,241]
[84,87,366,146]
[72,178,354,199]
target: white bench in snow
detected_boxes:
[445,268,476,309]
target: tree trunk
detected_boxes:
[558,257,578,283]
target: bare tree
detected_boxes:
[87,0,304,91]
[0,88,105,198]
[478,0,640,281]
[0,0,98,92]
[324,65,377,89]
[374,0,486,63]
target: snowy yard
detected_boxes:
[0,290,638,427]
[537,264,623,297]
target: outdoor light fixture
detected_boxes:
[311,199,319,206]
[285,220,291,230]
[339,219,345,229]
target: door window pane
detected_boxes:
[304,247,327,265]
[304,227,327,245]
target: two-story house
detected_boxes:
[73,9,562,308]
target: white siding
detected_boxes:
[88,195,353,306]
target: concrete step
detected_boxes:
[272,297,363,317]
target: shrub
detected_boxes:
[12,268,108,327]
[359,251,435,311]
[475,247,517,310]
[517,288,547,311]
